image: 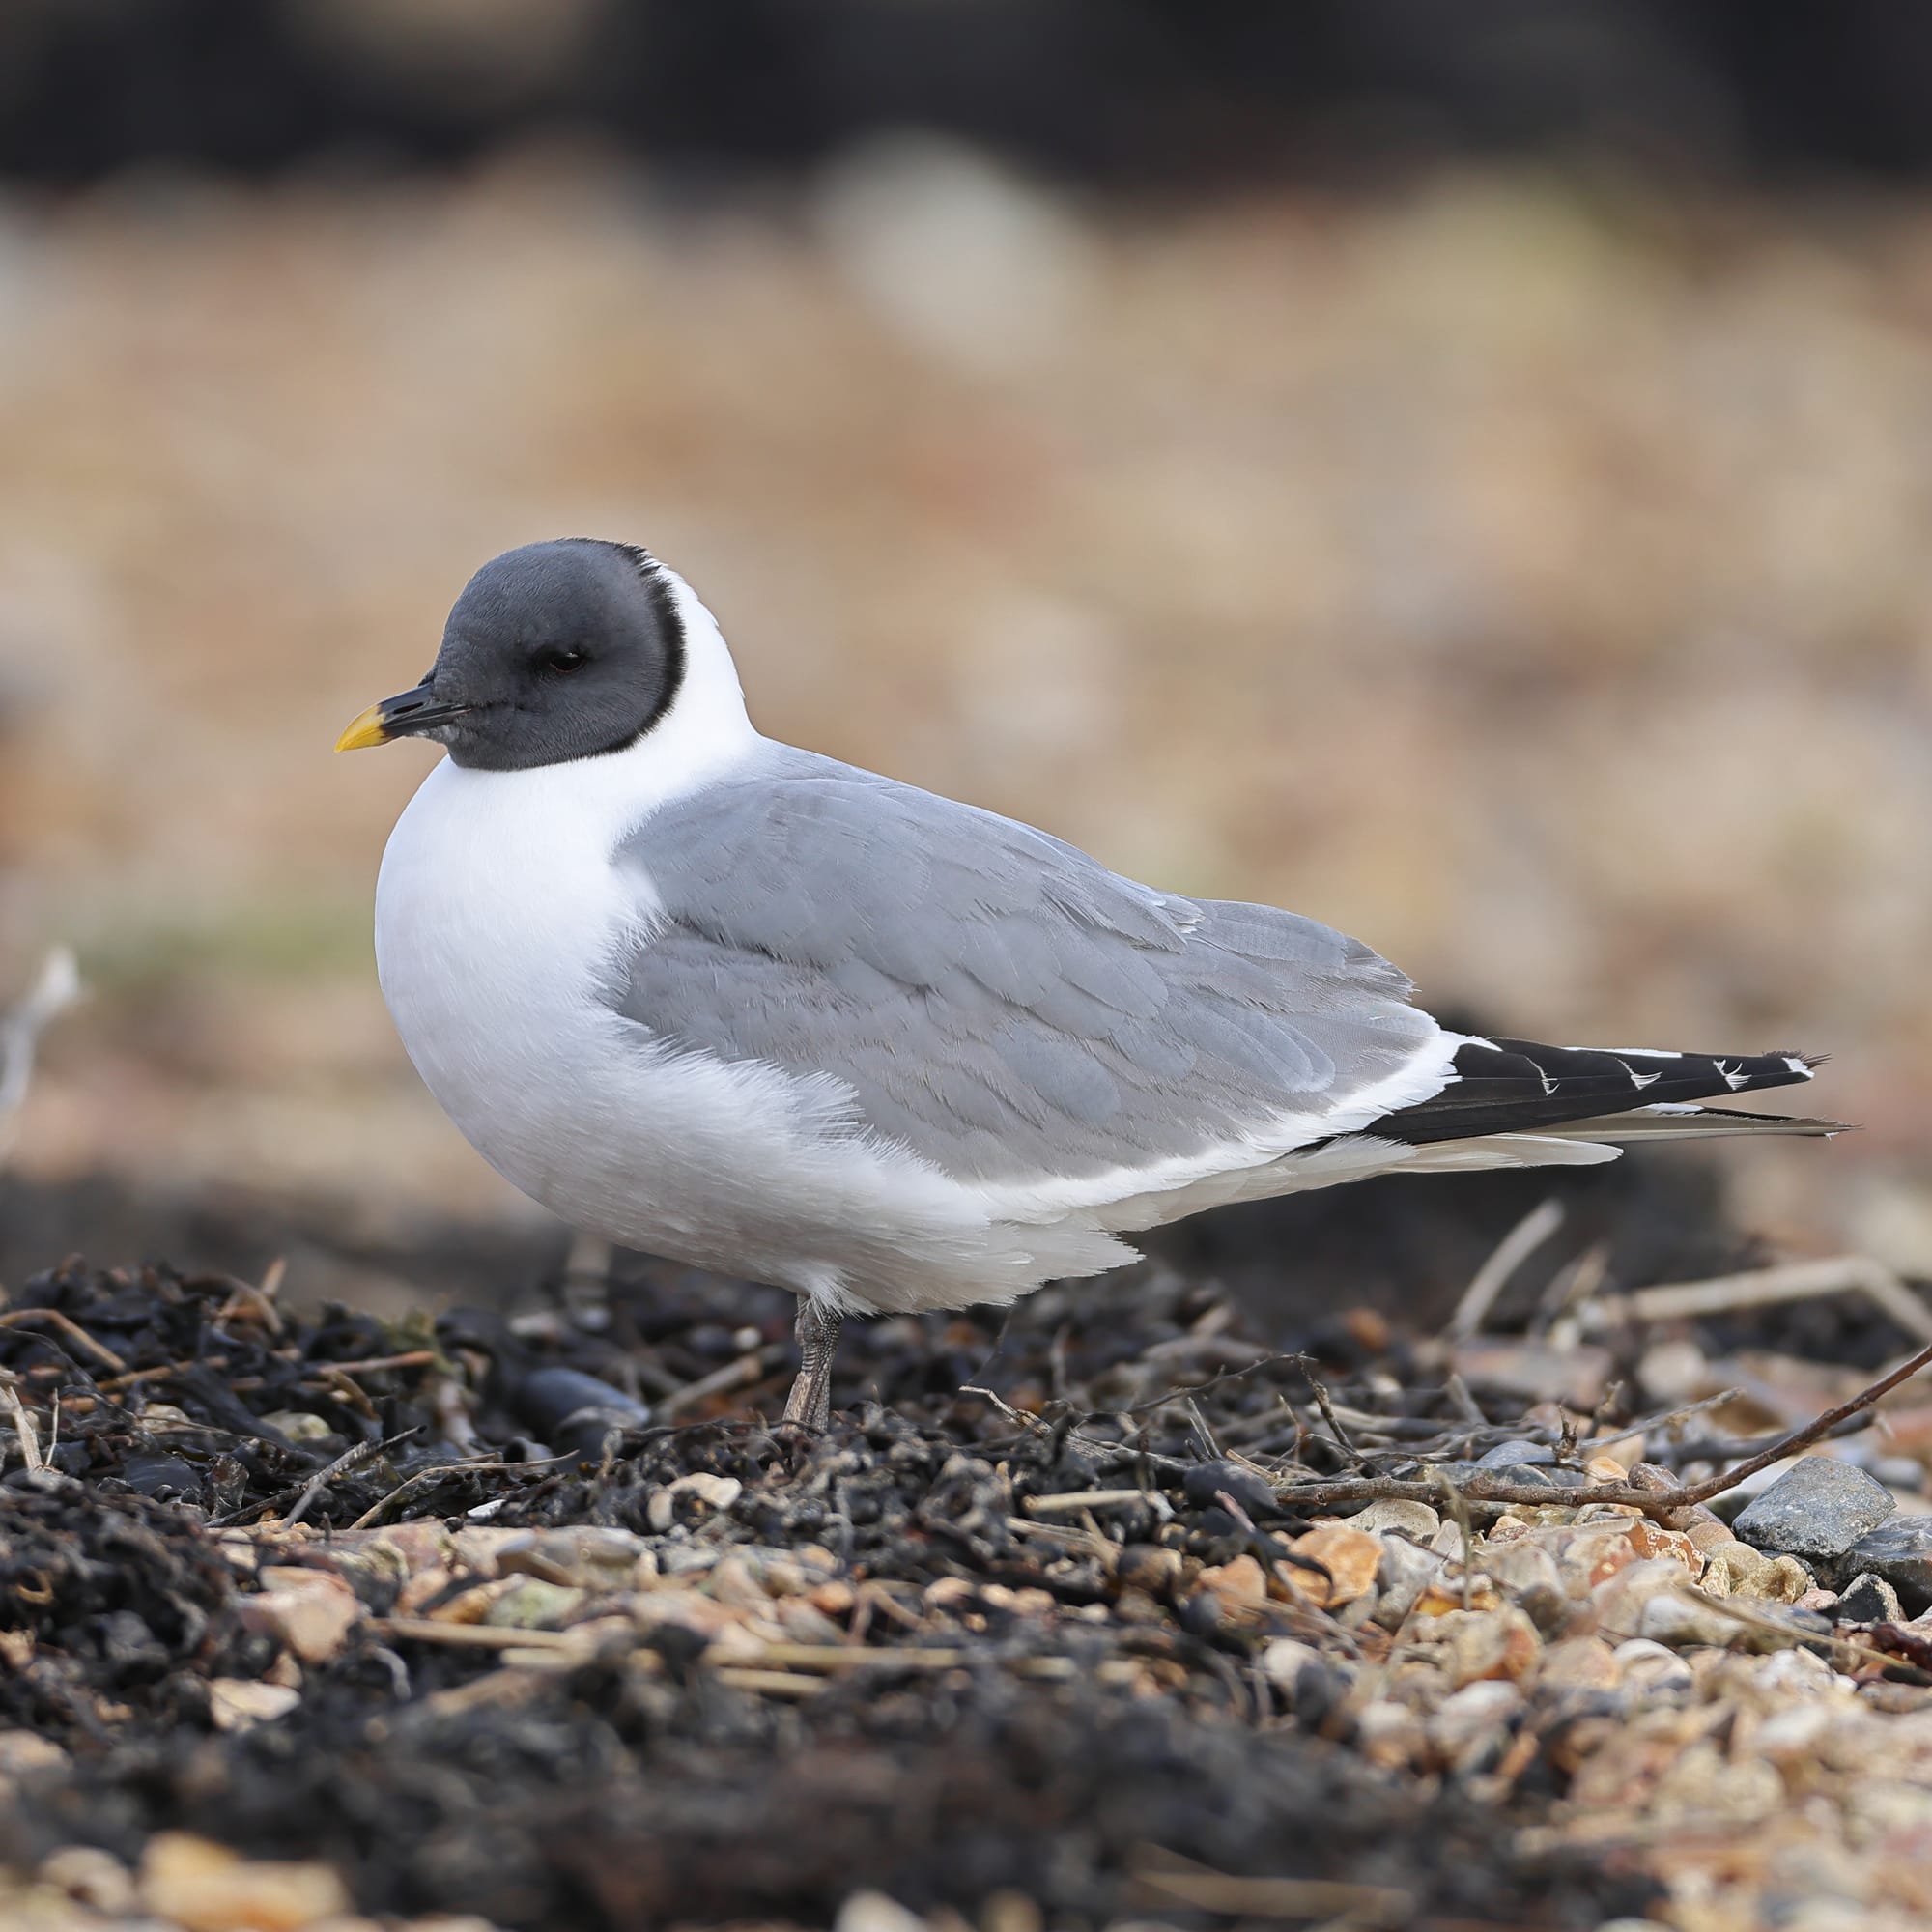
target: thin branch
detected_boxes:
[1667,1587,1909,1675]
[1674,1337,1932,1504]
[345,1452,576,1532]
[1297,1359,1386,1474]
[306,1350,438,1379]
[1584,1386,1744,1454]
[0,1307,128,1374]
[283,1426,422,1530]
[1,1380,43,1472]
[0,948,82,1158]
[1268,1336,1932,1521]
[1589,1256,1932,1348]
[1447,1197,1565,1342]
[1120,1351,1303,1415]
[657,1344,786,1419]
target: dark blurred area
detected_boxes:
[6,0,1932,190]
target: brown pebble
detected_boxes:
[1197,1555,1270,1624]
[1286,1525,1382,1608]
[141,1832,353,1932]
[1115,1544,1182,1595]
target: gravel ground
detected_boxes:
[5,1171,1932,1931]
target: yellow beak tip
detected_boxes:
[334,705,393,753]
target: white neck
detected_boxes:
[638,563,762,805]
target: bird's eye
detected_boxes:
[539,647,589,675]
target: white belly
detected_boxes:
[372,756,1132,1312]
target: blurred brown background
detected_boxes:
[2,0,1928,1302]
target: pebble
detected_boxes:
[1372,1535,1446,1625]
[237,1576,363,1665]
[1754,1647,1840,1697]
[1260,1637,1322,1691]
[1833,1515,1932,1611]
[1585,1557,1702,1639]
[39,1846,138,1917]
[1482,1539,1568,1634]
[1733,1457,1897,1560]
[1538,1634,1621,1692]
[1638,1594,1744,1650]
[1196,1554,1270,1623]
[0,1731,68,1775]
[1621,1518,1702,1570]
[496,1527,650,1589]
[834,1890,930,1932]
[1349,1499,1439,1541]
[1682,1510,1741,1553]
[645,1472,743,1532]
[208,1679,303,1732]
[259,1410,338,1446]
[1747,1700,1833,1764]
[1354,1698,1424,1770]
[1426,1680,1520,1768]
[140,1833,352,1932]
[1286,1524,1381,1608]
[1700,1541,1813,1604]
[1557,1520,1665,1594]
[483,1580,585,1630]
[1835,1571,1904,1624]
[1115,1544,1182,1594]
[1416,1606,1540,1687]
[981,1889,1043,1932]
[1610,1638,1693,1696]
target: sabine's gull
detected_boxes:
[339,539,1836,1428]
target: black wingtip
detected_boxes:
[1371,1037,1833,1146]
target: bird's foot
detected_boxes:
[781,1299,844,1431]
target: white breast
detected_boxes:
[374,753,1125,1309]
[375,752,643,1221]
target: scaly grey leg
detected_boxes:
[782,1299,844,1430]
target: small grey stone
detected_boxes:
[1731,1457,1896,1560]
[1373,1533,1447,1626]
[1872,1455,1928,1492]
[1476,1440,1555,1468]
[1486,1539,1568,1633]
[1490,1463,1557,1489]
[1835,1515,1932,1613]
[1835,1571,1904,1624]
[1350,1499,1439,1541]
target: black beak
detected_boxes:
[335,682,472,752]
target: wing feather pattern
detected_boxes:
[613,747,1446,1185]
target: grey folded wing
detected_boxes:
[611,748,1445,1186]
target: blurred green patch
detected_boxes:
[75,893,372,995]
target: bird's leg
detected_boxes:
[782,1299,844,1430]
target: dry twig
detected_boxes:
[1,1380,43,1472]
[1447,1197,1566,1341]
[1589,1256,1932,1347]
[1131,1848,1412,1926]
[0,1307,128,1374]
[283,1426,422,1529]
[345,1451,575,1531]
[0,948,82,1159]
[1267,1336,1932,1521]
[658,1345,786,1419]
